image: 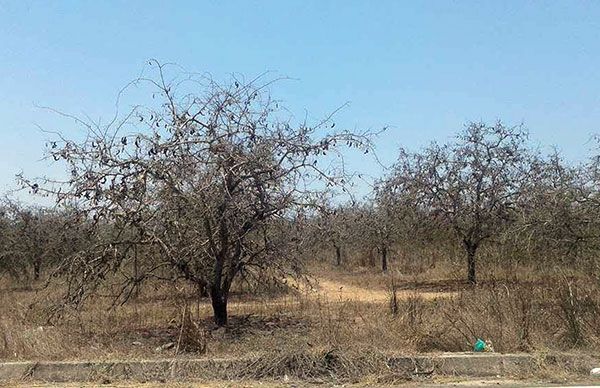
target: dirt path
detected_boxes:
[310,277,455,303]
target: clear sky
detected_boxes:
[2,1,600,199]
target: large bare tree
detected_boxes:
[22,62,373,325]
[383,122,532,284]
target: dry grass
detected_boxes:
[12,378,600,388]
[1,263,599,365]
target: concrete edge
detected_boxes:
[1,353,598,383]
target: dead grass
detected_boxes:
[1,264,599,365]
[11,378,600,388]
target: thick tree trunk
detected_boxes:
[381,245,388,272]
[210,287,228,327]
[334,244,342,266]
[466,245,477,285]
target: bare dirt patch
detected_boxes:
[312,277,453,303]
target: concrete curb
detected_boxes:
[0,353,598,383]
[0,357,247,383]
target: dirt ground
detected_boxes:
[312,277,455,302]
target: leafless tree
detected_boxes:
[0,199,83,282]
[0,201,19,279]
[586,135,600,212]
[21,62,374,326]
[383,122,533,284]
[371,182,416,272]
[511,152,599,265]
[313,204,356,266]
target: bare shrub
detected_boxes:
[554,276,600,347]
[175,305,208,354]
[0,289,79,360]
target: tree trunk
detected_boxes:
[334,244,342,266]
[210,287,228,327]
[381,245,388,272]
[466,245,477,285]
[133,246,139,299]
[33,257,41,280]
[198,283,209,298]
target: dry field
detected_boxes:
[1,262,599,379]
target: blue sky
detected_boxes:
[2,1,600,198]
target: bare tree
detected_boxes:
[384,122,532,284]
[512,152,599,265]
[0,201,19,279]
[314,204,355,266]
[370,182,416,272]
[0,199,82,282]
[21,62,374,326]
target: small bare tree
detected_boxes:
[586,135,600,215]
[314,204,355,266]
[370,183,414,272]
[0,201,18,279]
[384,122,532,284]
[514,152,598,265]
[0,199,80,281]
[22,62,373,326]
